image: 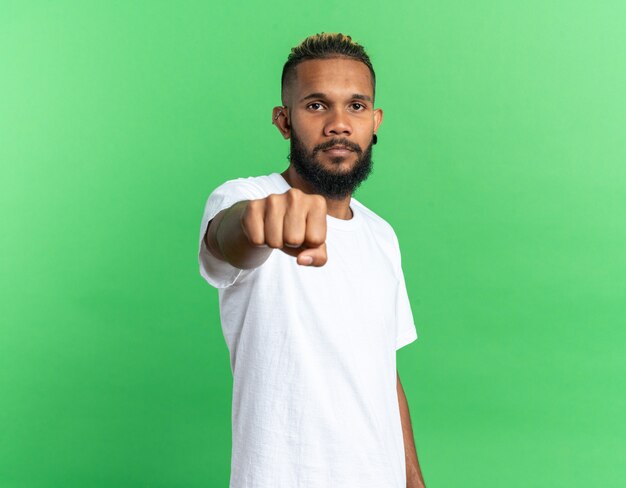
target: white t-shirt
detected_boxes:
[198,172,418,488]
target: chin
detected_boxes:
[325,160,357,172]
[324,154,356,166]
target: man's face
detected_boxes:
[276,57,383,199]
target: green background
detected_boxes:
[1,1,624,487]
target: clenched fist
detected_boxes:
[206,188,328,269]
[241,189,328,267]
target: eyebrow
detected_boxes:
[299,92,373,103]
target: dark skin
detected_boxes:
[398,371,427,488]
[275,57,381,219]
[205,57,426,488]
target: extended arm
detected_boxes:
[397,370,426,488]
[204,200,273,269]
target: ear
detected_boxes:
[272,106,291,139]
[373,107,383,135]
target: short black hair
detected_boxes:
[281,33,376,104]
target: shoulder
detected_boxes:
[215,173,281,193]
[352,198,407,277]
[352,198,402,261]
[352,198,397,241]
[211,173,288,200]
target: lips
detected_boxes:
[324,145,354,152]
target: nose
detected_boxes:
[323,108,352,137]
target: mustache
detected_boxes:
[313,138,362,154]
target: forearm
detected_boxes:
[397,372,426,488]
[204,200,272,269]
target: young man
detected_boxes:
[198,33,426,488]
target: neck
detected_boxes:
[281,166,353,220]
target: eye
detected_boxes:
[351,102,366,111]
[307,102,324,111]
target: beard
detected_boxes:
[288,128,374,200]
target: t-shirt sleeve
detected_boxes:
[392,231,418,350]
[198,179,266,289]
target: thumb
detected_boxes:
[296,242,327,267]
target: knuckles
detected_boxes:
[265,193,284,210]
[283,189,327,212]
[285,188,302,203]
[244,191,327,250]
[312,194,327,208]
